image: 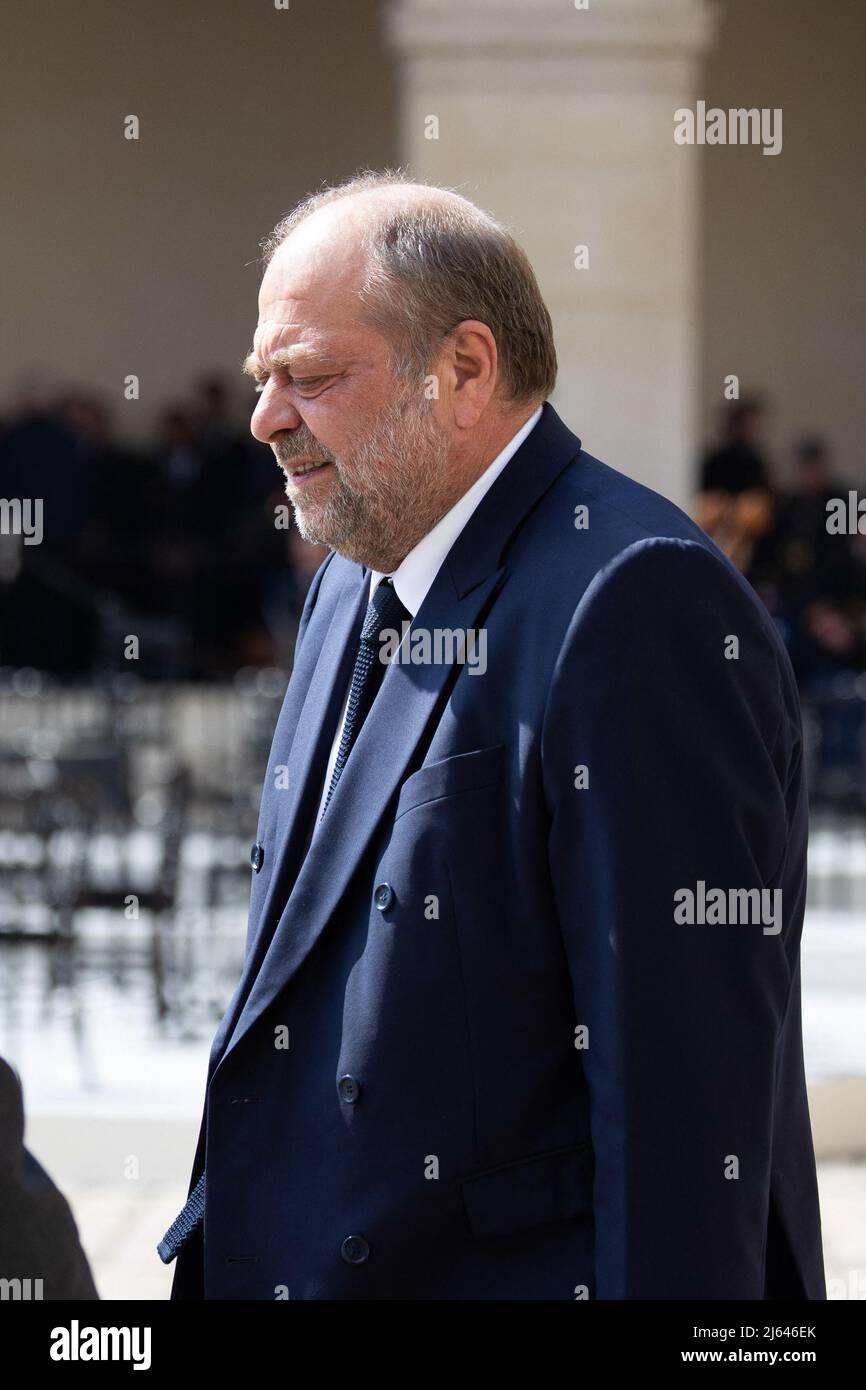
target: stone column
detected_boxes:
[386,0,718,505]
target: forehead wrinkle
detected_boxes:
[252,315,323,364]
[243,338,347,377]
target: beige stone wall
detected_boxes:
[0,0,397,438]
[386,0,716,504]
[1,0,861,498]
[700,0,866,486]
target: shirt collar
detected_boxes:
[369,405,543,616]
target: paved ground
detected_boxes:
[27,1115,195,1301]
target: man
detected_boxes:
[699,396,771,498]
[694,398,776,581]
[160,170,824,1300]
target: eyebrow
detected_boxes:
[241,347,340,378]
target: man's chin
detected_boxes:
[288,504,350,558]
[293,516,384,567]
[289,505,330,549]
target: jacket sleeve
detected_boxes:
[541,535,804,1299]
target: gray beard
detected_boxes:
[280,390,454,572]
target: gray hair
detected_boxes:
[261,168,557,406]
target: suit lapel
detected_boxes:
[255,564,368,936]
[207,562,368,1072]
[214,402,583,1074]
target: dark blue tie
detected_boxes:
[157,1173,204,1264]
[320,576,411,817]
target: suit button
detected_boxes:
[341,1235,370,1265]
[250,843,264,873]
[374,882,394,911]
[338,1075,360,1103]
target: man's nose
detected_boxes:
[250,383,302,444]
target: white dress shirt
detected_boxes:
[313,405,543,827]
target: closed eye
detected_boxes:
[253,375,328,395]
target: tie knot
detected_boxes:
[360,577,410,648]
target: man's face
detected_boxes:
[245,207,453,572]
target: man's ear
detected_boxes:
[445,320,498,427]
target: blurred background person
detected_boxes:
[694,396,777,581]
[0,1057,98,1300]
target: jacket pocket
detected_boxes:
[461,1139,594,1239]
[394,743,505,821]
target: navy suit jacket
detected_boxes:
[172,402,825,1300]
